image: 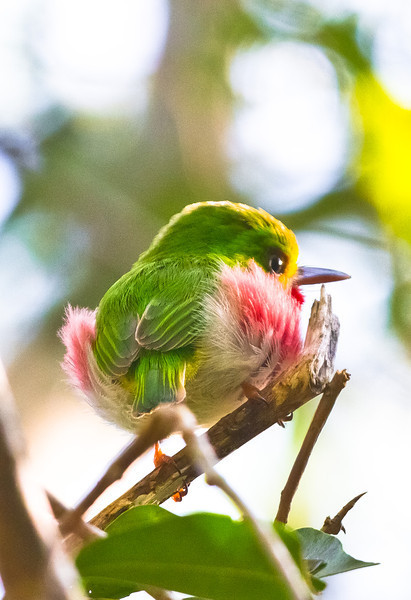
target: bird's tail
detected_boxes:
[59,304,97,394]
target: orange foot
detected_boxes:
[154,442,188,502]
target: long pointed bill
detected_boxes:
[295,266,350,286]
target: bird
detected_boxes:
[60,201,349,467]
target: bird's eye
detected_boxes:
[269,253,286,274]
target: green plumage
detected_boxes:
[93,202,299,416]
[94,256,220,413]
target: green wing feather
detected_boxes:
[95,315,139,377]
[94,257,220,414]
[136,297,200,351]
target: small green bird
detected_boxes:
[60,201,348,434]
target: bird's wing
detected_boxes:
[94,260,216,379]
[136,296,201,351]
[94,314,140,377]
[135,259,215,352]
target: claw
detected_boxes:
[241,383,293,428]
[241,381,268,404]
[276,413,293,428]
[172,483,188,502]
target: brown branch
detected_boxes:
[58,405,190,535]
[275,370,351,524]
[89,287,340,531]
[321,492,367,534]
[0,360,84,599]
[46,491,105,556]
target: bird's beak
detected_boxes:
[295,266,350,286]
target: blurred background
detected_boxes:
[1,0,411,598]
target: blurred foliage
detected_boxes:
[357,75,411,245]
[2,0,411,401]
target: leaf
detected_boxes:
[296,527,378,578]
[274,522,326,593]
[274,521,305,573]
[80,575,141,599]
[105,504,173,536]
[310,576,327,593]
[76,506,306,600]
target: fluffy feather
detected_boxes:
[59,305,96,393]
[185,261,302,425]
[59,305,142,430]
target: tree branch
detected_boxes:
[89,286,340,531]
[46,492,105,557]
[275,370,351,524]
[0,360,84,599]
[321,492,367,534]
[58,406,190,537]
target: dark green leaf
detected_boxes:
[296,527,378,578]
[310,576,327,593]
[80,575,141,599]
[76,506,307,600]
[105,504,175,535]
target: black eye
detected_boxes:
[269,254,286,274]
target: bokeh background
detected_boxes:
[1,1,411,598]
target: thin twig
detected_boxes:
[59,406,186,535]
[0,360,84,599]
[46,491,106,555]
[321,492,367,534]
[90,288,340,530]
[275,370,351,524]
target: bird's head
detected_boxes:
[144,201,349,293]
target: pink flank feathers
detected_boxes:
[59,305,97,394]
[220,261,303,367]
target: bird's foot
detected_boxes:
[154,442,188,502]
[241,382,293,428]
[241,381,268,405]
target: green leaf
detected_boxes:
[309,575,327,593]
[76,506,307,600]
[274,522,326,593]
[105,504,174,536]
[296,527,378,578]
[274,521,305,573]
[80,575,141,599]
